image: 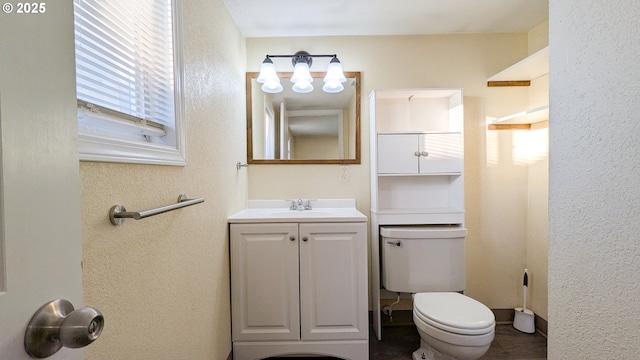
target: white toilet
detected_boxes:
[380,226,495,360]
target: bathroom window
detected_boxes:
[73,0,186,166]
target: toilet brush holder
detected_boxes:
[513,308,535,333]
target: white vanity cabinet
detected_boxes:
[377,132,462,174]
[228,203,368,360]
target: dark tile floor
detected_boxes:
[268,323,547,360]
[370,324,547,360]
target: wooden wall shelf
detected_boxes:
[487,46,549,84]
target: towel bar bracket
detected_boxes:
[109,205,127,226]
[109,194,205,226]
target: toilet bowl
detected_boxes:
[411,292,495,360]
[379,226,495,359]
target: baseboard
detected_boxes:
[492,308,547,336]
[372,309,548,336]
[535,313,548,336]
[492,308,515,324]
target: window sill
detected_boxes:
[79,132,186,166]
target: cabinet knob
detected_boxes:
[421,151,429,157]
[290,236,295,241]
[414,151,421,157]
[302,236,308,242]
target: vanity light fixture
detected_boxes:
[256,50,346,94]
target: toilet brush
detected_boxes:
[513,268,535,333]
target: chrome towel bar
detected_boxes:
[109,194,204,225]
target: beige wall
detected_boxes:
[525,22,549,321]
[80,0,247,359]
[246,33,548,312]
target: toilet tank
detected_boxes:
[381,226,466,293]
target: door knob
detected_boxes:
[24,299,104,358]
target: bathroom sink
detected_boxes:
[266,210,335,218]
[227,199,367,223]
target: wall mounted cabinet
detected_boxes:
[369,88,465,340]
[377,132,462,174]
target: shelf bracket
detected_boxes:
[487,80,531,87]
[488,124,531,131]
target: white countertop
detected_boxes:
[228,199,367,223]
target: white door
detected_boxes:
[418,133,463,174]
[0,4,85,360]
[299,223,368,341]
[377,134,419,174]
[230,223,300,342]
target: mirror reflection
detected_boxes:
[247,72,360,164]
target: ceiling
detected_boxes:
[222,0,549,38]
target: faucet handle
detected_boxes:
[303,199,316,210]
[285,199,297,210]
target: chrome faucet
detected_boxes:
[288,199,313,211]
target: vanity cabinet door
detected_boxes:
[299,222,368,341]
[230,223,300,342]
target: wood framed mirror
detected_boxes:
[246,71,360,164]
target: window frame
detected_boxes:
[76,0,187,166]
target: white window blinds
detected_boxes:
[74,0,176,127]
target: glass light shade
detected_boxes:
[323,59,346,84]
[322,81,344,93]
[261,80,283,93]
[292,80,314,93]
[257,59,279,84]
[290,62,313,84]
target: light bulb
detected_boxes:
[262,80,283,93]
[322,81,344,93]
[323,56,346,84]
[292,80,314,93]
[257,57,279,84]
[290,62,313,84]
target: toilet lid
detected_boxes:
[414,292,495,335]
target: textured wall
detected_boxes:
[81,0,247,359]
[549,1,640,358]
[246,34,542,310]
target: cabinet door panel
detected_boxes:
[299,223,368,341]
[377,134,419,174]
[230,223,300,341]
[419,132,462,173]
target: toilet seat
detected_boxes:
[413,292,495,336]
